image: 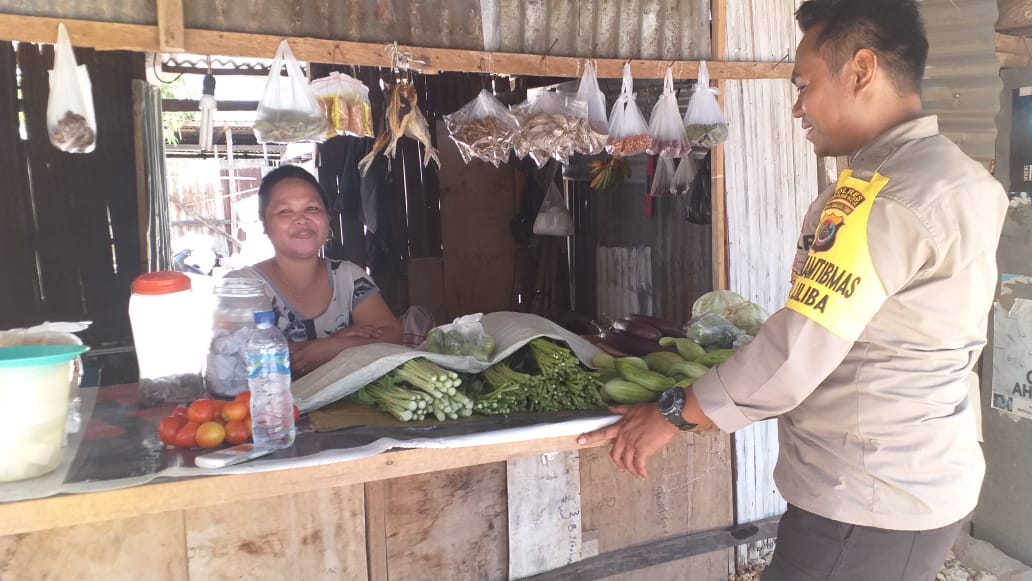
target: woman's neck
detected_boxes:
[267,255,323,289]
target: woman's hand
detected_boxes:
[289,336,347,376]
[334,325,383,340]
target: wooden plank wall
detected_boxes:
[723,0,815,568]
[0,41,142,347]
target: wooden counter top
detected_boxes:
[0,433,607,536]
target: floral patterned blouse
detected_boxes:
[225,259,380,342]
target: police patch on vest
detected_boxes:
[786,170,889,341]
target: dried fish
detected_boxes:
[359,82,441,175]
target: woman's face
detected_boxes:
[261,177,330,260]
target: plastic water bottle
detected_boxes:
[245,310,295,449]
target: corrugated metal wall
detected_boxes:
[0,0,711,60]
[723,0,811,569]
[922,0,1001,168]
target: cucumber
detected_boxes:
[696,349,735,367]
[591,352,616,369]
[602,379,659,404]
[616,359,675,392]
[643,351,687,375]
[669,360,709,380]
[659,337,706,361]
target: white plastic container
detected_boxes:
[129,271,205,405]
[0,344,87,482]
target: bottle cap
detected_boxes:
[253,310,276,327]
[132,271,191,295]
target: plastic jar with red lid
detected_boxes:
[129,271,206,405]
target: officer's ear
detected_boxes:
[848,48,878,95]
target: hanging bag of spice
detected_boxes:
[254,40,329,143]
[683,61,729,149]
[46,23,97,153]
[606,63,652,157]
[647,67,691,158]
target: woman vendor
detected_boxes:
[226,164,403,375]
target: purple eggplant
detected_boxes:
[612,319,663,341]
[601,330,675,357]
[626,314,686,338]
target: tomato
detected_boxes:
[224,419,250,445]
[174,421,200,449]
[222,401,249,422]
[195,421,226,449]
[211,399,227,418]
[293,404,301,421]
[158,416,185,445]
[187,399,216,424]
[234,391,252,407]
[172,406,189,421]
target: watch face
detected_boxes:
[658,389,677,413]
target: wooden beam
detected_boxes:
[711,0,730,291]
[524,517,781,580]
[156,0,185,53]
[162,99,258,112]
[0,435,610,537]
[0,14,793,80]
[997,32,1032,68]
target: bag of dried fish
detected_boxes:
[606,63,652,157]
[576,61,609,136]
[444,89,520,167]
[310,72,374,139]
[513,92,605,166]
[647,67,691,159]
[254,40,329,143]
[683,61,729,149]
[46,23,96,153]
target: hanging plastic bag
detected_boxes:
[686,152,712,224]
[512,92,603,166]
[444,89,520,167]
[649,156,676,197]
[253,40,329,143]
[309,71,374,139]
[671,156,697,195]
[683,61,729,149]
[46,24,96,153]
[606,63,652,157]
[576,61,608,136]
[647,67,691,158]
[533,182,574,236]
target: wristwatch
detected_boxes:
[658,388,698,431]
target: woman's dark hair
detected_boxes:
[257,164,327,220]
[795,0,928,96]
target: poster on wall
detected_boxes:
[991,279,1032,419]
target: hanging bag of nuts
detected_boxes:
[605,63,652,157]
[46,23,97,154]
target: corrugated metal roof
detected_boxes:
[0,0,713,60]
[922,0,1001,167]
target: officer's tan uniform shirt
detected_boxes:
[692,115,1007,530]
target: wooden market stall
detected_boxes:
[0,1,805,579]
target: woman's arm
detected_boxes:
[288,293,403,375]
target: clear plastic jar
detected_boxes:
[129,271,206,405]
[206,277,271,397]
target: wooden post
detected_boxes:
[156,0,185,53]
[711,0,729,291]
